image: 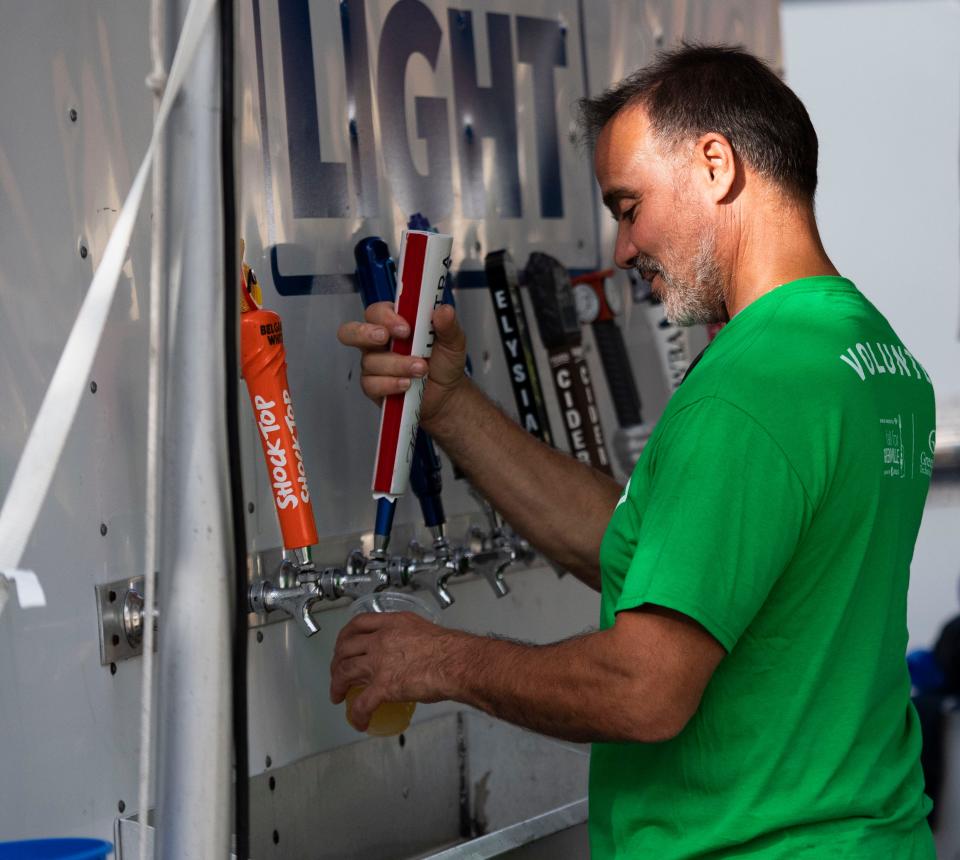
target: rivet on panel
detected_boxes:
[79,243,88,260]
[118,800,126,813]
[110,662,117,675]
[256,631,263,643]
[272,830,279,845]
[69,108,78,123]
[100,523,108,536]
[268,776,276,791]
[265,755,272,768]
[90,380,98,393]
[247,501,255,514]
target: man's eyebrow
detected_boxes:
[601,188,641,213]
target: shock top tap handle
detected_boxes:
[355,237,447,532]
[240,264,319,552]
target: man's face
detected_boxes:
[594,106,727,325]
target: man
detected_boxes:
[333,45,936,858]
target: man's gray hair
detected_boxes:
[578,43,819,201]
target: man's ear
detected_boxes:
[694,132,737,202]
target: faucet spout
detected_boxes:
[248,578,323,637]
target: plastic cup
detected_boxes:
[345,591,438,737]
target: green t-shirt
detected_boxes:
[591,277,936,859]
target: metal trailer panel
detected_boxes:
[153,3,234,858]
[0,0,779,849]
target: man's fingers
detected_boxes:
[360,351,428,379]
[330,655,372,704]
[336,320,390,349]
[349,686,387,730]
[333,613,388,653]
[364,301,410,336]
[362,376,410,400]
[333,631,375,662]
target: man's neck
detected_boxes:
[724,198,839,318]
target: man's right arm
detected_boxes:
[337,303,622,591]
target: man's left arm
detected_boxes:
[330,605,725,744]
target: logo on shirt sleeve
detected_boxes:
[920,429,935,477]
[880,415,904,478]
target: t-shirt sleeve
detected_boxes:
[615,396,812,652]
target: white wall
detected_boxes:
[781,0,960,651]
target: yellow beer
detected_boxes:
[345,686,416,736]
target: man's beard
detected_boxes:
[635,225,727,326]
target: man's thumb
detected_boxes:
[432,304,466,352]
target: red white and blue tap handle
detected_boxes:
[371,229,453,553]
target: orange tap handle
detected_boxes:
[240,267,318,551]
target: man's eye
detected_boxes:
[620,204,638,224]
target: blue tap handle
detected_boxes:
[354,236,447,533]
[354,237,396,305]
[409,431,444,529]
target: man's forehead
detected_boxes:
[594,105,656,192]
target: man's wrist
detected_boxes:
[432,627,477,703]
[422,375,473,440]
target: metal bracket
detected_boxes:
[95,576,155,666]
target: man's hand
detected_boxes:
[336,302,468,431]
[329,611,469,732]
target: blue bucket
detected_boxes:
[0,840,112,859]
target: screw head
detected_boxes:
[110,662,117,675]
[100,523,108,536]
[256,631,264,643]
[79,244,88,259]
[247,501,255,514]
[268,776,276,791]
[118,800,125,813]
[69,108,78,123]
[90,380,98,393]
[265,755,272,768]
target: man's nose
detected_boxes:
[613,224,638,270]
